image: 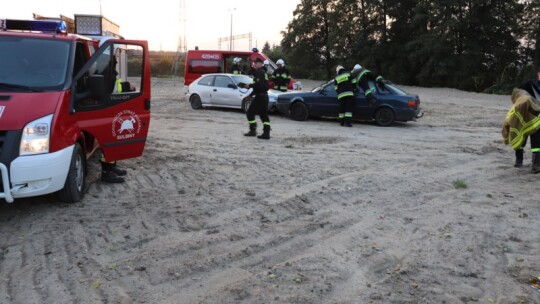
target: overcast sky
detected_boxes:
[5,0,301,52]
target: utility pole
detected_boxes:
[228,8,235,51]
[172,0,187,75]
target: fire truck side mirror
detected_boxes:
[88,74,107,100]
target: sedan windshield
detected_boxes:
[231,75,254,85]
[0,36,71,91]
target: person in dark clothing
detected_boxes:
[271,59,290,92]
[100,50,128,183]
[263,60,270,74]
[230,57,244,74]
[351,64,385,105]
[334,65,355,127]
[516,66,540,171]
[240,57,271,139]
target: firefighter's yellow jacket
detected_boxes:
[502,88,540,149]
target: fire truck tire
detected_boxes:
[190,95,203,109]
[58,143,86,203]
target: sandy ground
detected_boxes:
[1,78,539,304]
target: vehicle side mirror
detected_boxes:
[88,74,107,99]
[228,83,237,89]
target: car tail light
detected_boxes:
[407,100,418,108]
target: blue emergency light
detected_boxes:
[1,19,67,34]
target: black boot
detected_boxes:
[100,162,125,183]
[344,117,352,127]
[532,152,540,174]
[514,149,524,167]
[244,124,257,137]
[339,116,344,126]
[257,125,271,140]
[111,163,127,176]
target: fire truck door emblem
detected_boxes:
[0,106,4,119]
[112,110,141,140]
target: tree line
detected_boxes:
[277,0,540,93]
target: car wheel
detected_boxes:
[58,143,86,203]
[190,95,203,109]
[242,97,252,113]
[289,102,309,121]
[374,107,395,126]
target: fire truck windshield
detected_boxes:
[0,36,70,92]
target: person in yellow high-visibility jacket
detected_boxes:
[502,87,540,173]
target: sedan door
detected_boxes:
[309,83,340,117]
[194,75,215,106]
[353,81,376,119]
[211,75,241,107]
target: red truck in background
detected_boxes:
[0,16,151,203]
[183,48,302,92]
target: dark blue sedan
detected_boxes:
[276,80,423,126]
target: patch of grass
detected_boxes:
[452,179,468,189]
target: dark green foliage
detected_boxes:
[280,0,538,93]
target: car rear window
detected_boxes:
[197,75,215,86]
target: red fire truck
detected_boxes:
[183,48,302,91]
[0,16,151,203]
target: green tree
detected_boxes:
[262,41,271,53]
[282,0,337,79]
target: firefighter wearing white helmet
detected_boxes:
[271,58,291,92]
[351,63,385,105]
[230,57,244,74]
[334,65,355,127]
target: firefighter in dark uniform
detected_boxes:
[100,49,127,183]
[241,57,271,139]
[351,63,385,105]
[515,66,540,170]
[272,59,290,92]
[334,65,355,127]
[230,57,244,74]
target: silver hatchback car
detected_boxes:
[187,73,279,112]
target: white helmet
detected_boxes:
[336,65,344,74]
[233,57,242,64]
[263,60,269,65]
[276,59,285,66]
[353,64,362,71]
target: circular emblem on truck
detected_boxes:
[112,110,141,140]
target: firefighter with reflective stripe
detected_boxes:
[272,59,290,92]
[513,66,540,171]
[240,57,271,139]
[351,64,385,105]
[334,65,355,127]
[230,57,244,74]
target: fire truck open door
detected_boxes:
[70,40,151,161]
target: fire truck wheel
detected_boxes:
[58,143,86,203]
[190,95,203,109]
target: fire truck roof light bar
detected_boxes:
[1,19,67,34]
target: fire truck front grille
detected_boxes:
[0,131,6,155]
[0,130,23,193]
[0,131,6,192]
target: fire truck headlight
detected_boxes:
[20,114,53,156]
